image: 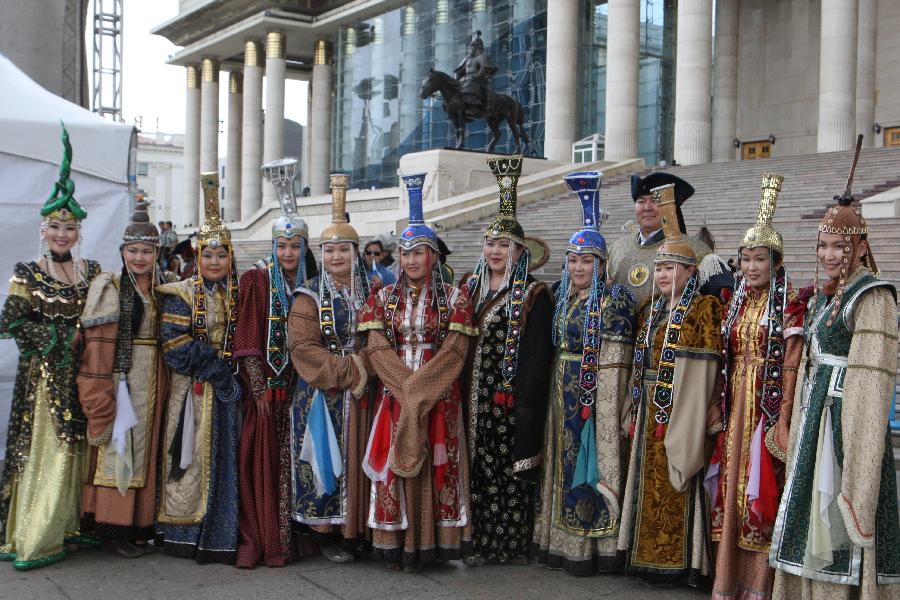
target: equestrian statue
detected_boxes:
[419,31,529,154]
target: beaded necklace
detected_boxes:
[383,268,449,352]
[629,271,698,438]
[192,264,239,394]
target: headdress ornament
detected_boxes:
[41,122,87,222]
[398,173,439,251]
[484,155,548,269]
[816,135,878,324]
[653,183,696,266]
[320,174,359,245]
[563,171,607,258]
[262,158,309,241]
[122,195,160,246]
[741,173,784,255]
[197,173,231,249]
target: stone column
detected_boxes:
[543,0,578,162]
[604,0,640,161]
[711,0,739,162]
[200,58,219,177]
[241,40,264,220]
[183,64,201,228]
[818,0,859,153]
[471,0,490,37]
[225,71,242,222]
[301,89,312,194]
[263,31,287,205]
[310,39,333,196]
[673,0,713,165]
[399,6,420,142]
[433,0,453,73]
[856,0,876,148]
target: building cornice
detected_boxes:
[152,0,407,56]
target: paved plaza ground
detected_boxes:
[0,550,707,600]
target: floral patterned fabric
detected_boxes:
[466,279,553,564]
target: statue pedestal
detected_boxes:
[398,148,561,209]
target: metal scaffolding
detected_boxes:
[92,0,123,122]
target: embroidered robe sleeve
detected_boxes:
[510,284,554,481]
[0,267,58,358]
[160,292,240,404]
[595,285,637,513]
[390,290,478,478]
[665,295,724,493]
[288,294,366,398]
[357,287,414,394]
[836,286,898,548]
[76,272,120,445]
[768,291,808,460]
[234,269,268,401]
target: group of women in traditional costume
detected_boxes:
[1,129,897,600]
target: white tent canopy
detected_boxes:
[0,54,134,459]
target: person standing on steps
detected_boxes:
[606,172,734,307]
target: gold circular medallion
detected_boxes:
[629,264,650,287]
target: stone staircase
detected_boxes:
[434,146,900,290]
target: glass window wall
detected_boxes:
[333,0,547,189]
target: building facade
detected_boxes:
[136,132,186,227]
[153,0,900,203]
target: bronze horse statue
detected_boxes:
[419,69,530,154]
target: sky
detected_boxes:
[86,0,309,137]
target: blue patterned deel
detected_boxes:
[563,171,607,258]
[399,172,438,251]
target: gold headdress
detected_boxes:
[654,183,696,266]
[319,174,359,245]
[741,173,784,255]
[197,173,231,249]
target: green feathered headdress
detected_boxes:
[40,122,87,221]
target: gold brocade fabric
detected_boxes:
[724,290,770,551]
[632,375,690,569]
[0,378,85,564]
[157,282,224,525]
[93,302,159,489]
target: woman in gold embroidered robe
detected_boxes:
[709,175,805,600]
[616,183,724,587]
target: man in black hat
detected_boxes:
[606,172,733,305]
